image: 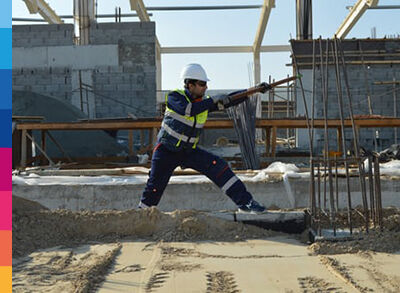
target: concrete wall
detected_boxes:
[12,177,400,212]
[12,22,157,119]
[294,39,400,154]
[296,64,400,154]
[12,24,74,47]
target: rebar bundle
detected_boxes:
[227,95,260,170]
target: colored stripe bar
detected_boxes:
[0,192,11,230]
[0,231,11,266]
[0,148,11,190]
[0,0,11,28]
[0,110,11,148]
[0,70,11,109]
[2,1,12,292]
[0,29,11,69]
[0,266,12,293]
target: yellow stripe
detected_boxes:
[0,266,12,292]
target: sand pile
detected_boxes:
[13,196,278,258]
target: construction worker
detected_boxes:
[138,63,270,213]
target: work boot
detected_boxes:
[137,201,149,209]
[237,199,266,214]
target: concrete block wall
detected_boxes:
[93,65,156,118]
[90,22,156,118]
[12,22,157,119]
[298,63,400,154]
[12,24,74,47]
[12,67,72,103]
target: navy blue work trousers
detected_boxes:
[140,143,252,207]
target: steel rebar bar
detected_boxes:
[337,38,369,232]
[332,37,353,234]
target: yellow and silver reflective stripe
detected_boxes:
[185,103,192,116]
[221,175,239,193]
[161,121,197,143]
[164,110,205,128]
[192,136,200,149]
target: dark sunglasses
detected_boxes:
[196,81,207,87]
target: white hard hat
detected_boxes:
[180,63,210,82]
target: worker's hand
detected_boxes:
[256,82,272,93]
[211,94,231,110]
[211,94,230,104]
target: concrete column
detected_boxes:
[74,0,95,45]
[296,0,313,40]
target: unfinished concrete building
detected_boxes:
[12,22,157,119]
[11,2,400,292]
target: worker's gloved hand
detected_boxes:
[211,94,231,110]
[256,82,272,93]
[211,94,230,104]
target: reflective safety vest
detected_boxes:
[159,89,209,150]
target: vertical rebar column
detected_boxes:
[318,38,328,212]
[393,77,398,144]
[317,163,321,236]
[373,155,383,229]
[332,37,353,234]
[367,155,376,226]
[359,41,378,151]
[290,39,315,234]
[337,38,369,232]
[324,39,336,235]
[309,40,317,227]
[334,155,339,212]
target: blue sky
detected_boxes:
[12,0,400,90]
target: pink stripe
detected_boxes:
[0,191,11,230]
[0,148,11,191]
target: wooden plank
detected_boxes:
[271,126,277,157]
[41,130,47,165]
[20,130,27,168]
[128,130,134,156]
[265,127,271,156]
[15,118,400,131]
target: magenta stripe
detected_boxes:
[0,191,11,230]
[0,148,11,190]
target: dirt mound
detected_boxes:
[310,231,400,255]
[12,196,278,258]
[13,196,48,213]
[309,207,400,255]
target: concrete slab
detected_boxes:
[208,210,308,234]
[12,176,400,212]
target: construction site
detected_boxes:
[11,1,400,292]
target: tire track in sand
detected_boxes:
[206,271,240,293]
[139,243,168,293]
[320,256,372,293]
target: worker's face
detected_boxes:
[188,80,208,98]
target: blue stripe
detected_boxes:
[0,70,11,109]
[0,109,11,148]
[0,1,11,28]
[0,29,11,69]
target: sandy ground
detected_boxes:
[13,239,400,293]
[12,196,400,292]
